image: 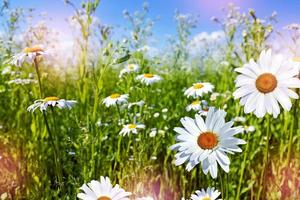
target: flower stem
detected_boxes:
[257,115,271,199]
[34,58,43,98]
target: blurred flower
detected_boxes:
[162,108,168,113]
[234,116,246,123]
[149,128,157,137]
[186,100,202,112]
[119,63,140,77]
[77,176,131,200]
[7,78,37,85]
[153,113,160,118]
[136,73,162,85]
[103,93,128,107]
[119,123,145,136]
[128,100,145,109]
[190,187,221,200]
[184,82,214,98]
[170,107,245,178]
[234,49,300,118]
[27,97,77,112]
[137,196,154,200]
[10,46,52,67]
[210,92,220,101]
[243,125,255,133]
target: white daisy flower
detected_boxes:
[233,49,300,118]
[103,93,128,107]
[7,78,37,85]
[119,64,140,77]
[119,123,145,136]
[10,46,52,67]
[27,97,77,112]
[184,83,214,98]
[190,187,221,200]
[186,100,202,112]
[136,73,162,85]
[243,125,255,133]
[170,107,245,179]
[77,176,131,200]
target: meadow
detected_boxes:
[0,1,300,199]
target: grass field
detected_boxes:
[0,1,300,200]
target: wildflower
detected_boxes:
[210,92,220,101]
[153,113,160,118]
[190,187,221,200]
[233,49,300,118]
[149,128,157,137]
[119,123,145,136]
[186,100,202,112]
[243,125,255,133]
[77,176,131,200]
[7,78,37,85]
[10,46,52,67]
[119,63,140,77]
[27,97,77,112]
[103,93,128,107]
[162,108,168,113]
[128,100,145,109]
[184,82,214,98]
[170,107,245,178]
[234,116,246,123]
[136,73,162,85]
[198,100,209,116]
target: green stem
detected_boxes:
[218,172,225,200]
[236,132,249,200]
[34,58,43,98]
[257,116,271,199]
[287,89,298,164]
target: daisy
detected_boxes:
[184,83,214,98]
[198,100,209,117]
[27,97,77,112]
[136,73,162,85]
[77,176,131,200]
[233,49,300,118]
[186,100,202,112]
[10,46,52,67]
[190,187,221,200]
[103,93,128,107]
[119,123,145,136]
[119,64,139,77]
[170,107,245,178]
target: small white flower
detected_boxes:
[243,125,255,133]
[27,97,77,112]
[153,112,160,118]
[77,176,131,200]
[128,100,145,109]
[184,82,214,98]
[103,93,128,107]
[149,128,157,137]
[170,107,245,178]
[136,73,162,85]
[186,100,202,112]
[10,46,52,67]
[190,187,221,200]
[162,108,168,113]
[119,123,145,136]
[119,63,140,77]
[7,78,37,85]
[234,49,300,118]
[234,116,246,123]
[210,92,220,101]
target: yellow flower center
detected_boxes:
[128,124,137,129]
[110,93,121,99]
[23,46,43,53]
[255,73,277,93]
[144,73,154,78]
[193,83,204,89]
[202,197,211,200]
[292,56,300,62]
[192,100,200,105]
[97,196,111,200]
[197,132,218,149]
[44,96,60,101]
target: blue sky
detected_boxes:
[8,0,300,40]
